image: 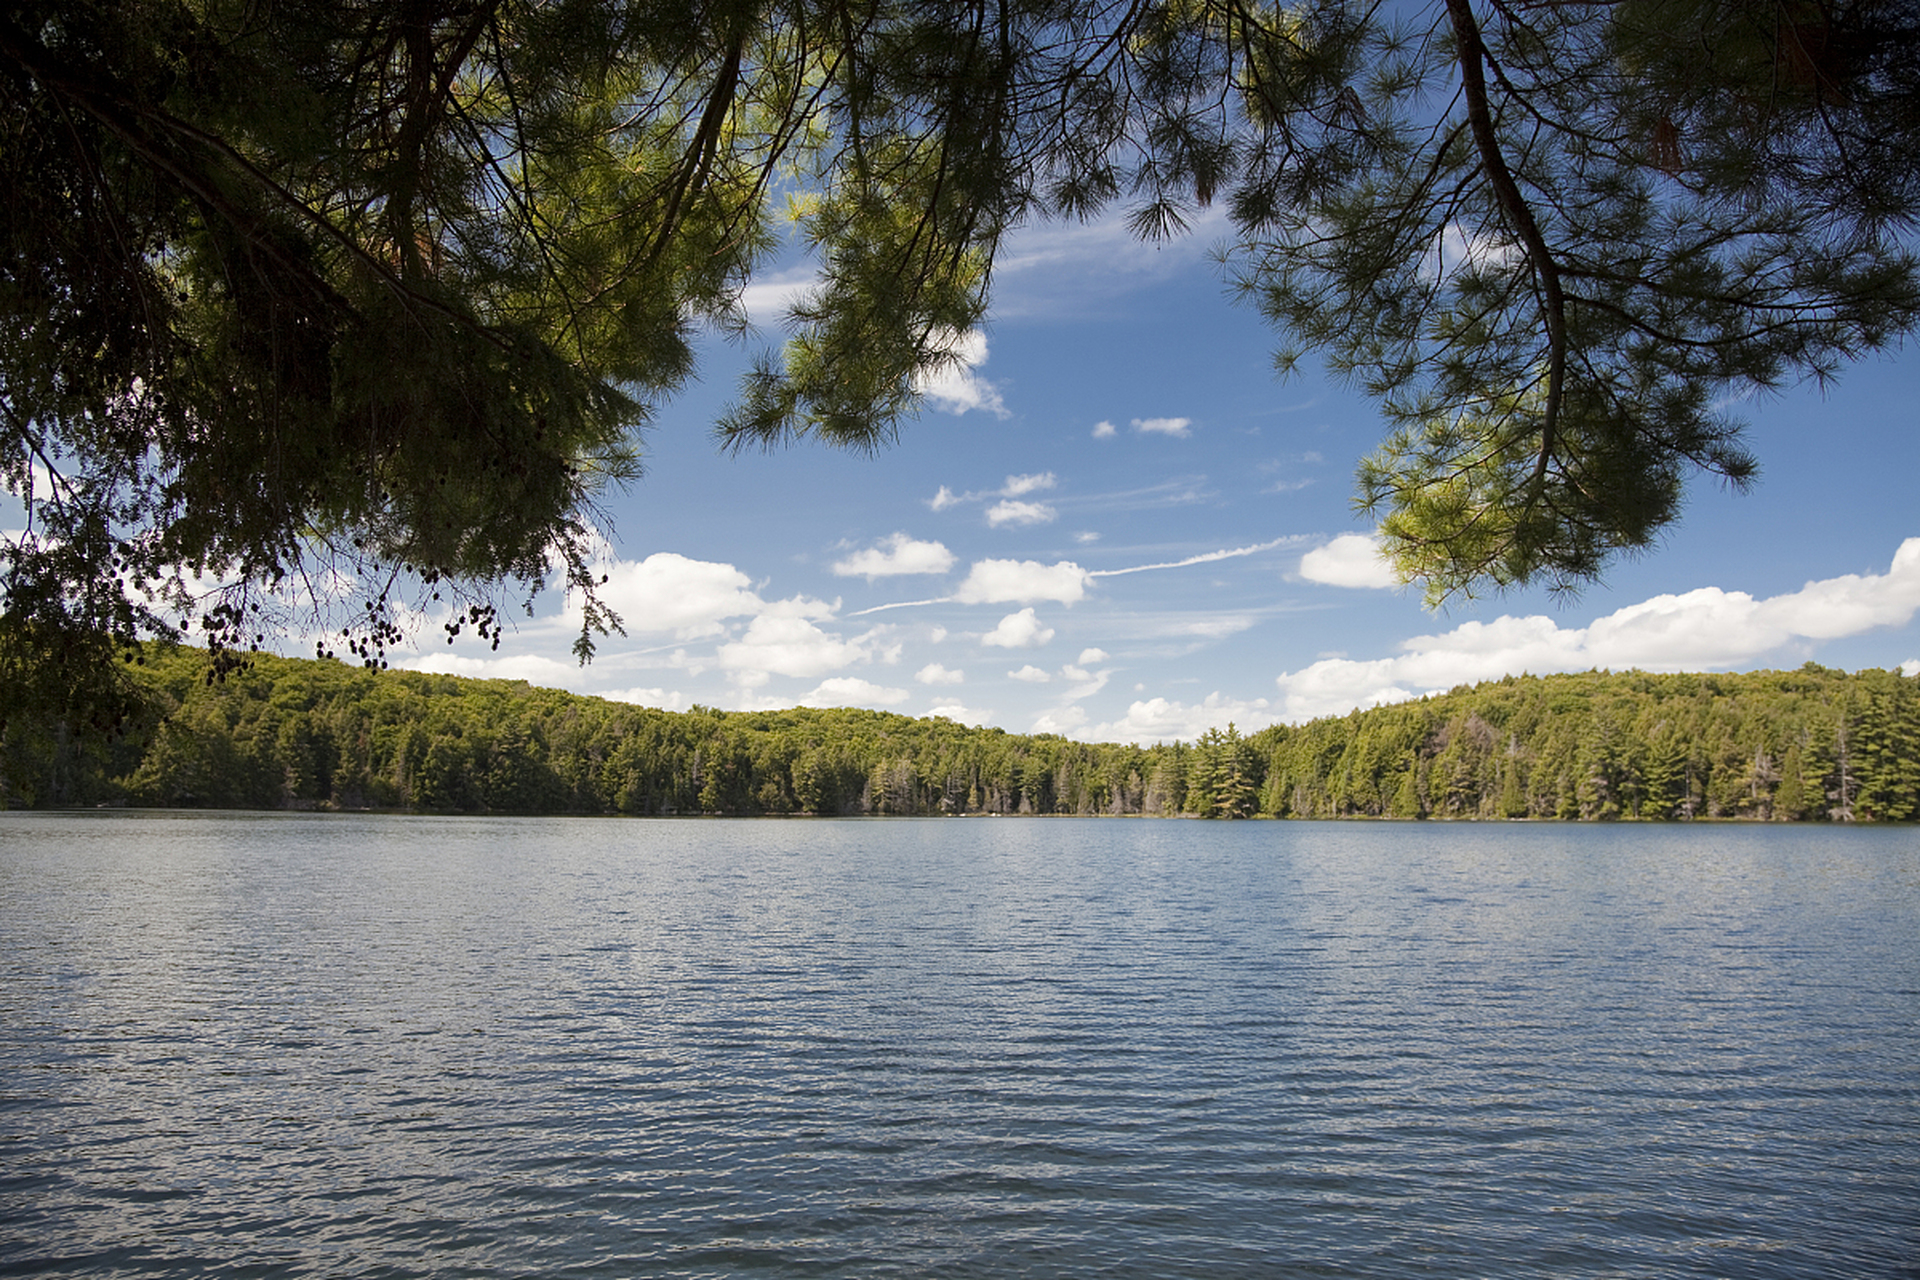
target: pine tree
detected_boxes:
[9,0,1920,727]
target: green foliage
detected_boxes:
[1226,0,1920,601]
[1244,663,1920,822]
[0,0,1036,708]
[7,0,1918,724]
[1189,724,1258,818]
[5,647,1915,821]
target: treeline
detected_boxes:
[4,647,1916,820]
[1258,664,1918,822]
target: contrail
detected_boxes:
[847,596,952,617]
[1089,536,1299,577]
[844,537,1298,616]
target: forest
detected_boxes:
[4,646,1916,822]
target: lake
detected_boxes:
[1,812,1915,1278]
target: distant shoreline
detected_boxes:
[6,647,1915,822]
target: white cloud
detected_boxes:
[4,459,63,508]
[1425,223,1521,283]
[1128,613,1258,640]
[987,499,1058,528]
[1074,531,1101,544]
[1274,537,1920,721]
[832,533,956,579]
[1092,420,1117,439]
[1032,706,1089,735]
[1060,664,1111,700]
[1083,693,1281,745]
[927,701,993,726]
[1132,416,1192,438]
[981,608,1055,649]
[913,329,1009,418]
[1299,533,1400,589]
[802,677,910,708]
[716,600,870,683]
[1002,472,1056,497]
[989,207,1231,319]
[1009,664,1052,683]
[735,267,820,326]
[1903,659,1920,677]
[915,662,965,685]
[1752,540,1920,638]
[600,687,689,712]
[953,559,1091,605]
[1092,535,1306,580]
[1078,647,1109,664]
[582,552,764,639]
[931,473,1058,525]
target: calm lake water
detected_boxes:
[1,812,1915,1278]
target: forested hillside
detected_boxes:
[4,647,1915,820]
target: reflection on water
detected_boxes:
[2,813,1916,1278]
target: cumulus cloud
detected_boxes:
[1059,664,1111,700]
[716,600,870,684]
[928,701,993,726]
[600,687,689,712]
[1298,533,1400,589]
[1425,223,1521,283]
[1078,647,1109,664]
[581,552,764,638]
[1009,664,1052,683]
[928,472,1055,517]
[832,533,956,579]
[915,662,965,685]
[1133,416,1192,438]
[735,268,820,326]
[1083,693,1282,745]
[953,558,1091,605]
[987,499,1058,528]
[930,472,1061,527]
[985,475,1058,525]
[1275,537,1920,721]
[1002,472,1056,497]
[981,608,1055,649]
[1091,420,1117,439]
[913,329,1009,418]
[802,677,910,708]
[1032,706,1089,735]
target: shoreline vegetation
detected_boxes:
[4,647,1916,821]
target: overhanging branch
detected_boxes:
[1444,0,1565,499]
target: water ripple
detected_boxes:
[2,813,1916,1278]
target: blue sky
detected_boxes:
[386,213,1919,742]
[14,215,1917,743]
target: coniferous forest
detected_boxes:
[4,646,1916,821]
